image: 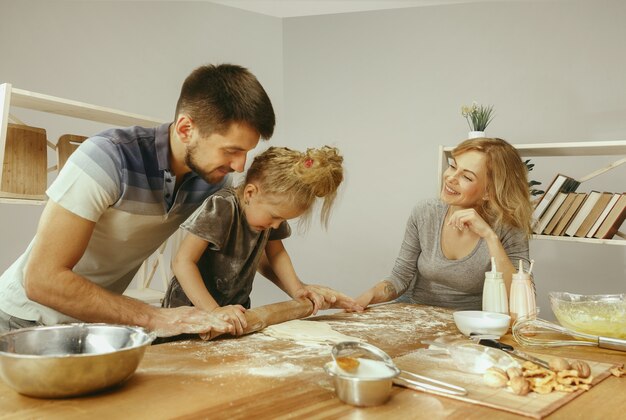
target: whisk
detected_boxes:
[512,317,626,352]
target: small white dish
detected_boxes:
[453,310,511,337]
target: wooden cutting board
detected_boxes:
[393,348,617,419]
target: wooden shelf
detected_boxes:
[0,83,165,201]
[0,196,46,206]
[438,140,626,246]
[532,234,626,246]
[7,87,164,127]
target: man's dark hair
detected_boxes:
[175,64,275,139]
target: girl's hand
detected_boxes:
[447,208,495,239]
[211,305,247,335]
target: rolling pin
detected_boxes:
[203,298,314,340]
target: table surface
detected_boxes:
[0,303,624,419]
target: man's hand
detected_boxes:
[211,305,247,335]
[294,285,364,314]
[149,306,234,338]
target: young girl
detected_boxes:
[354,137,533,311]
[163,146,361,335]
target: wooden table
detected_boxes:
[0,303,624,419]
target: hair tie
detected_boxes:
[304,158,313,168]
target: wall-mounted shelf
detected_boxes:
[0,83,164,204]
[0,83,167,303]
[438,140,626,246]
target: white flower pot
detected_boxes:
[468,131,485,139]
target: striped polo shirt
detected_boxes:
[0,123,227,325]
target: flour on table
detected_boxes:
[247,362,303,377]
[261,320,361,344]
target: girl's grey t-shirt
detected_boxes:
[165,188,290,309]
[390,198,530,310]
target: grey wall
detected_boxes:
[0,0,284,286]
[276,0,626,316]
[1,0,624,320]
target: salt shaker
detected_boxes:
[509,259,537,323]
[482,257,508,314]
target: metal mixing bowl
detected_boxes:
[324,360,400,407]
[0,323,156,398]
[550,292,626,339]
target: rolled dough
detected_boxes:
[261,320,362,344]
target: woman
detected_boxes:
[356,137,533,310]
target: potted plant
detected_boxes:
[461,102,495,138]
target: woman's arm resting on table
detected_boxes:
[353,280,398,310]
[262,240,362,313]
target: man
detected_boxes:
[0,64,275,337]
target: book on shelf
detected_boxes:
[585,193,622,238]
[552,192,588,236]
[574,192,614,237]
[593,193,626,239]
[532,174,580,224]
[564,191,602,237]
[543,192,578,235]
[533,192,568,235]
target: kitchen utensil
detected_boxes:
[509,259,537,323]
[473,337,550,369]
[422,337,518,374]
[512,317,626,352]
[1,123,47,197]
[453,310,510,337]
[549,292,626,339]
[324,359,400,407]
[204,298,314,340]
[331,341,467,396]
[482,257,508,314]
[0,323,156,398]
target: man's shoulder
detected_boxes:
[92,125,156,145]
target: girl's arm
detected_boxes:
[173,232,247,334]
[263,240,362,313]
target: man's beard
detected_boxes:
[184,144,230,184]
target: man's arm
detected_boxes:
[24,201,232,337]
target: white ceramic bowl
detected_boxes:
[453,310,511,337]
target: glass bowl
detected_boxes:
[549,292,626,339]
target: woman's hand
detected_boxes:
[352,289,375,312]
[351,281,397,311]
[447,208,496,239]
[211,305,247,335]
[293,285,364,314]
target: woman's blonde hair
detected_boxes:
[238,146,343,228]
[452,137,533,235]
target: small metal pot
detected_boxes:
[0,323,156,398]
[324,361,400,407]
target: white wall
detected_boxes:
[1,0,624,320]
[277,0,626,317]
[0,0,284,285]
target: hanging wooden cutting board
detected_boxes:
[1,123,47,199]
[393,349,618,419]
